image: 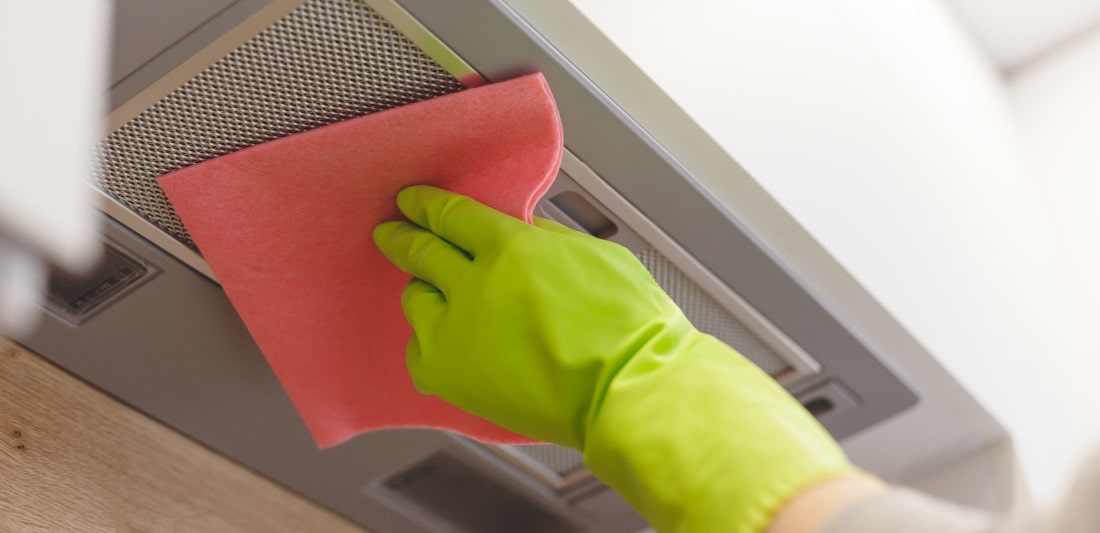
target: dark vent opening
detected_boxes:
[383,453,576,533]
[550,190,618,239]
[44,241,153,323]
[803,396,835,418]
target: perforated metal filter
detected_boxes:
[507,443,586,479]
[96,0,465,245]
[637,249,791,377]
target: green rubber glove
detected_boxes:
[373,185,857,533]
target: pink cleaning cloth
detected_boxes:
[158,73,561,447]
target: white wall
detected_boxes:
[1007,28,1100,501]
[943,0,1100,70]
[557,0,1099,505]
[1011,27,1100,327]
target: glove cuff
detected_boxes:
[584,332,856,532]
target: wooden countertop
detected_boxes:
[0,339,365,532]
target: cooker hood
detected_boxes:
[19,1,1003,530]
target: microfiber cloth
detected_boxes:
[158,73,561,447]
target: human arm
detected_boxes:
[768,475,885,533]
[372,185,860,531]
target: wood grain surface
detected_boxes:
[0,339,365,532]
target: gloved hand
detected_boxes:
[373,185,857,532]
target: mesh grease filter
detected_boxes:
[510,443,587,479]
[96,0,465,245]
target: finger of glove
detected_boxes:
[400,277,446,322]
[401,279,445,394]
[405,334,433,395]
[397,185,527,256]
[533,216,585,236]
[373,221,468,294]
